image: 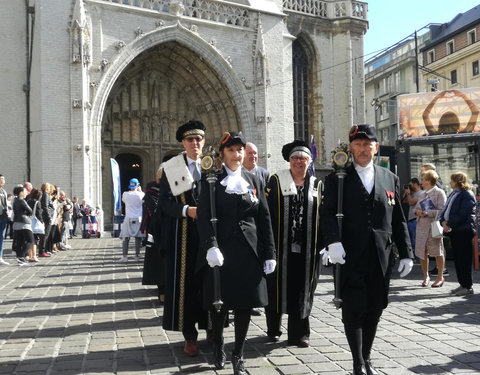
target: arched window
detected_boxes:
[292,40,309,141]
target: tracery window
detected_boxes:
[292,40,309,141]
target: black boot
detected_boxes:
[364,359,379,375]
[213,344,225,369]
[231,353,247,375]
[353,363,368,375]
[362,322,379,375]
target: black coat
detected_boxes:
[197,168,276,310]
[13,198,33,225]
[320,164,413,308]
[438,189,476,235]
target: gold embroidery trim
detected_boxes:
[178,193,187,330]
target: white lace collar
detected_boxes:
[220,166,250,194]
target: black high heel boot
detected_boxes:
[231,353,247,375]
[213,344,225,369]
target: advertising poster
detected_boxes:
[398,88,480,137]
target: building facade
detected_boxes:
[421,5,480,91]
[364,33,429,146]
[0,0,368,227]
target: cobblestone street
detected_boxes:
[1,237,479,375]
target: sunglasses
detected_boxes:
[184,136,204,143]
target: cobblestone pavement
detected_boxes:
[0,237,479,375]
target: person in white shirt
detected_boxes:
[118,178,145,262]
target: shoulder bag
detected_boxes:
[31,201,45,234]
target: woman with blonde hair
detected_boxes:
[439,172,476,296]
[414,170,446,287]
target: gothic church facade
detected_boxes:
[1,0,368,226]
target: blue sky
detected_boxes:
[364,1,480,58]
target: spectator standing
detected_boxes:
[402,178,421,252]
[12,185,34,265]
[0,174,10,265]
[264,140,322,347]
[71,197,81,237]
[39,183,54,257]
[26,188,43,262]
[420,163,448,277]
[439,172,476,296]
[414,170,446,287]
[118,178,145,261]
[6,194,14,240]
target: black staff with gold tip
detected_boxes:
[200,146,224,312]
[330,142,352,309]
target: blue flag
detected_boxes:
[110,158,122,215]
[309,135,317,176]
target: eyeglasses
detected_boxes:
[290,156,309,162]
[184,136,203,143]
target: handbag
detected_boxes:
[31,201,45,234]
[431,212,443,239]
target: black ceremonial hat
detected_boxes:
[219,131,247,150]
[281,140,311,162]
[175,120,206,142]
[348,124,377,142]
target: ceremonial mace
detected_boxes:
[200,146,224,312]
[330,142,352,309]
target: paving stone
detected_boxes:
[0,238,479,375]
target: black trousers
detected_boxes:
[341,238,386,366]
[210,307,250,356]
[265,310,310,342]
[451,230,474,289]
[13,229,34,259]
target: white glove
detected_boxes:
[206,247,224,268]
[328,242,346,264]
[264,259,276,275]
[397,258,413,278]
[319,248,330,266]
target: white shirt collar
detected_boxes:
[353,160,374,173]
[426,186,436,194]
[186,156,199,166]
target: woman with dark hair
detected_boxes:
[439,172,476,296]
[12,185,34,265]
[197,131,276,375]
[26,188,43,262]
[264,140,322,347]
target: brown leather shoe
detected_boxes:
[183,340,198,357]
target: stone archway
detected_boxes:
[99,33,245,226]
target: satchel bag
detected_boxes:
[31,201,45,234]
[431,212,443,239]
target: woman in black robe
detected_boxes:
[264,140,322,347]
[197,131,276,375]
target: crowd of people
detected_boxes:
[113,120,479,375]
[0,177,94,266]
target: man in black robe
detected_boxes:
[320,125,413,375]
[157,120,208,357]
